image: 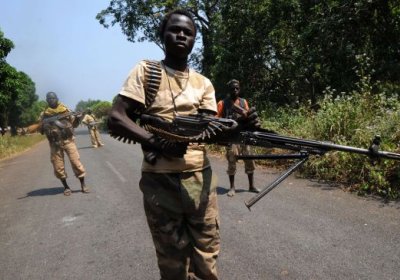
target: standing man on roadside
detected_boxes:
[40,91,89,196]
[217,79,261,197]
[81,108,104,148]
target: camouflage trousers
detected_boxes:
[49,139,85,179]
[140,167,220,280]
[226,144,255,175]
[88,127,103,147]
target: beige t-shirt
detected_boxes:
[82,114,96,125]
[119,60,217,173]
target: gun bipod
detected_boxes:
[243,151,310,210]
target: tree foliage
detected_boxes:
[212,0,400,105]
[0,30,14,61]
[19,100,47,127]
[75,99,104,113]
[97,0,400,107]
[75,99,112,119]
[92,101,112,119]
[0,29,38,134]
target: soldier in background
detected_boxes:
[81,108,104,148]
[40,92,89,196]
[217,79,261,197]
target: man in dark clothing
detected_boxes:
[217,79,261,197]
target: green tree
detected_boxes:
[75,99,104,113]
[211,0,400,106]
[0,29,14,61]
[210,0,298,103]
[19,100,47,127]
[0,29,37,134]
[0,29,15,128]
[1,67,37,134]
[97,1,400,107]
[91,101,112,119]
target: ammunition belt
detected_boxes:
[143,60,162,108]
[142,124,195,143]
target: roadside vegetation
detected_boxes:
[0,134,45,160]
[259,81,400,200]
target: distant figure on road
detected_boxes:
[217,79,261,197]
[39,91,89,196]
[81,108,104,148]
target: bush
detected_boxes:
[259,91,400,200]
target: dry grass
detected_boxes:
[0,133,45,160]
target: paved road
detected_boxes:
[0,128,399,280]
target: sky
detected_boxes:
[0,0,164,109]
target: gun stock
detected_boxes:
[26,123,41,134]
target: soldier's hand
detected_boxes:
[237,107,261,129]
[144,135,188,159]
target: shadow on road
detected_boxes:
[78,146,97,150]
[217,186,228,195]
[18,187,64,199]
[216,186,250,195]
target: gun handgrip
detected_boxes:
[144,151,158,165]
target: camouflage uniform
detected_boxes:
[120,60,220,279]
[41,104,85,179]
[140,168,219,280]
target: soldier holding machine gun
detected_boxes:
[40,92,89,196]
[107,9,260,280]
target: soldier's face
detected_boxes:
[46,95,58,108]
[163,14,196,58]
[229,83,240,99]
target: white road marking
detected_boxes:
[106,161,127,182]
[62,215,77,226]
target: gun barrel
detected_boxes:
[246,132,400,160]
[42,111,76,124]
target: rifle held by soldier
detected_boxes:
[26,111,82,134]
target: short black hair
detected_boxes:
[46,91,58,99]
[158,9,196,42]
[227,79,240,87]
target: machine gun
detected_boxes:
[41,111,82,129]
[25,111,81,133]
[41,111,81,124]
[111,112,400,209]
